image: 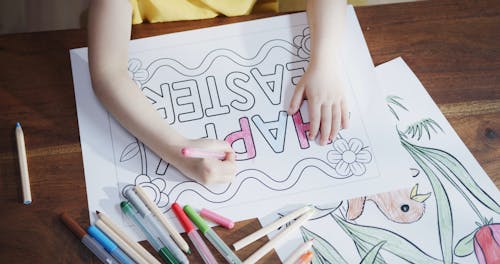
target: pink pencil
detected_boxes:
[181,147,226,160]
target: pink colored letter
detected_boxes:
[292,111,310,149]
[225,117,256,160]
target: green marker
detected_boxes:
[121,201,180,264]
[184,205,242,264]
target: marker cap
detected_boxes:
[120,201,134,213]
[172,203,194,233]
[184,205,209,233]
[200,208,235,229]
[159,247,179,264]
[125,188,149,217]
[87,225,117,252]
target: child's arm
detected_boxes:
[88,0,236,184]
[288,0,349,145]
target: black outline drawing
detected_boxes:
[250,64,285,105]
[251,111,289,153]
[142,83,176,124]
[224,117,257,161]
[225,71,255,112]
[171,79,204,123]
[141,39,299,79]
[286,60,308,85]
[204,75,231,117]
[119,26,374,212]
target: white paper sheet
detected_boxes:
[70,6,410,240]
[259,57,500,264]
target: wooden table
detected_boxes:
[1,0,498,263]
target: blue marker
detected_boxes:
[88,225,135,264]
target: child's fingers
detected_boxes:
[224,151,236,162]
[329,104,341,141]
[319,104,332,145]
[288,84,305,114]
[308,99,321,140]
[221,140,235,154]
[216,158,237,183]
[341,100,349,129]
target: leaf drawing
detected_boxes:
[422,146,500,214]
[120,141,140,162]
[386,94,500,264]
[360,241,386,264]
[454,228,478,257]
[353,239,386,264]
[300,226,348,264]
[403,118,444,140]
[334,216,443,264]
[386,95,408,121]
[402,138,454,264]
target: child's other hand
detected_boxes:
[288,61,349,145]
[171,138,236,185]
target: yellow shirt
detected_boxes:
[130,0,285,24]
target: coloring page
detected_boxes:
[70,7,410,239]
[259,58,500,264]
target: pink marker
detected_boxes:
[181,147,226,160]
[200,208,235,229]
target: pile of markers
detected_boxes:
[61,184,316,264]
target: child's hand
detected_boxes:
[288,61,349,145]
[171,138,236,184]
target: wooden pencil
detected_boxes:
[243,208,315,264]
[134,185,190,254]
[15,122,31,205]
[95,219,148,264]
[96,211,161,264]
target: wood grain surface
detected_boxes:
[0,0,498,263]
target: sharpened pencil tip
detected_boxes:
[24,200,31,205]
[96,210,101,214]
[16,122,20,128]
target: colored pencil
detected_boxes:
[15,122,31,204]
[243,208,315,264]
[134,185,190,254]
[283,239,314,264]
[96,211,160,264]
[233,206,312,250]
[96,219,148,263]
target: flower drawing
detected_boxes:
[128,59,149,87]
[327,138,372,176]
[294,27,311,59]
[474,223,500,264]
[122,174,169,208]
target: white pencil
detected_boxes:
[97,211,160,264]
[134,185,191,254]
[243,208,315,264]
[283,239,314,264]
[15,122,32,205]
[95,219,148,264]
[233,205,312,251]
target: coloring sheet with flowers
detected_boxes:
[70,6,411,240]
[259,57,500,264]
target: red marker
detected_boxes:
[181,147,226,160]
[171,203,217,264]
